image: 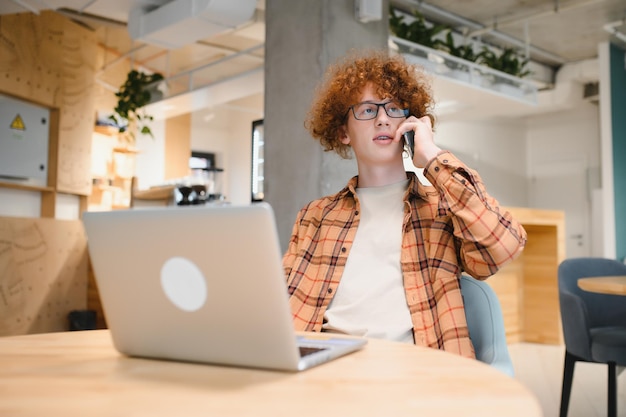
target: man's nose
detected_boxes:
[375,107,390,124]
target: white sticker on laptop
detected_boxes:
[160,256,208,312]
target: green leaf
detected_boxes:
[140,126,153,137]
[111,69,163,140]
[390,6,531,79]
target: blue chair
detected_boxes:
[558,257,626,417]
[460,275,514,377]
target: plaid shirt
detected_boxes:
[283,151,527,359]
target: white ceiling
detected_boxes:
[0,0,267,122]
[2,0,625,122]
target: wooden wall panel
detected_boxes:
[488,256,524,344]
[0,216,88,336]
[0,12,107,331]
[522,225,563,344]
[164,113,191,180]
[93,25,133,113]
[56,12,98,196]
[0,11,97,198]
[87,257,107,329]
[490,207,566,345]
[0,12,63,107]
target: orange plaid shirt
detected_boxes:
[282,151,527,359]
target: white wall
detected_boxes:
[527,102,601,166]
[0,188,41,217]
[134,119,166,189]
[598,42,616,259]
[526,100,602,257]
[432,118,529,207]
[190,104,262,205]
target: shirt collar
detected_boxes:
[336,172,427,202]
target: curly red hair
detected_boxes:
[305,49,435,159]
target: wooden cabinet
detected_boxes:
[490,207,566,345]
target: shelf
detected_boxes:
[94,125,120,136]
[0,180,54,193]
[132,185,176,201]
[389,36,538,106]
[113,147,140,154]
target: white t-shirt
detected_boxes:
[322,179,414,343]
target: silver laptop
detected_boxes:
[83,202,366,371]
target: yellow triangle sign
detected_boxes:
[10,114,25,131]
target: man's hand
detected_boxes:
[396,115,441,168]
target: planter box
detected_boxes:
[493,82,527,100]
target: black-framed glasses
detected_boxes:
[348,101,409,120]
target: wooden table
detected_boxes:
[577,275,626,296]
[0,330,542,417]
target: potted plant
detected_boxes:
[477,47,532,97]
[390,6,532,83]
[443,32,481,63]
[477,47,531,79]
[108,69,164,141]
[389,6,448,63]
[440,32,481,81]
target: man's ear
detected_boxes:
[339,126,350,145]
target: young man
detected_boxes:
[282,50,526,359]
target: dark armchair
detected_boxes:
[558,257,626,417]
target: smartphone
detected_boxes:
[403,130,415,160]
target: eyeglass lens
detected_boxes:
[351,101,408,120]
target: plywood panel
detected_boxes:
[0,11,98,198]
[0,216,88,336]
[164,113,191,180]
[492,208,565,345]
[0,12,63,107]
[488,256,524,344]
[87,257,107,330]
[56,11,98,196]
[522,224,563,344]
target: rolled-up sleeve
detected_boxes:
[423,151,527,279]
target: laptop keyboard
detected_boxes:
[299,346,328,357]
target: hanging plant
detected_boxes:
[108,69,164,141]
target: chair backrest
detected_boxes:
[558,257,626,360]
[460,275,514,377]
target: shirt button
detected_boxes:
[341,247,347,253]
[443,159,448,163]
[434,167,439,172]
[327,288,333,294]
[354,210,359,216]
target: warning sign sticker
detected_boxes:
[10,114,25,131]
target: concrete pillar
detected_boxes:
[265,0,389,250]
